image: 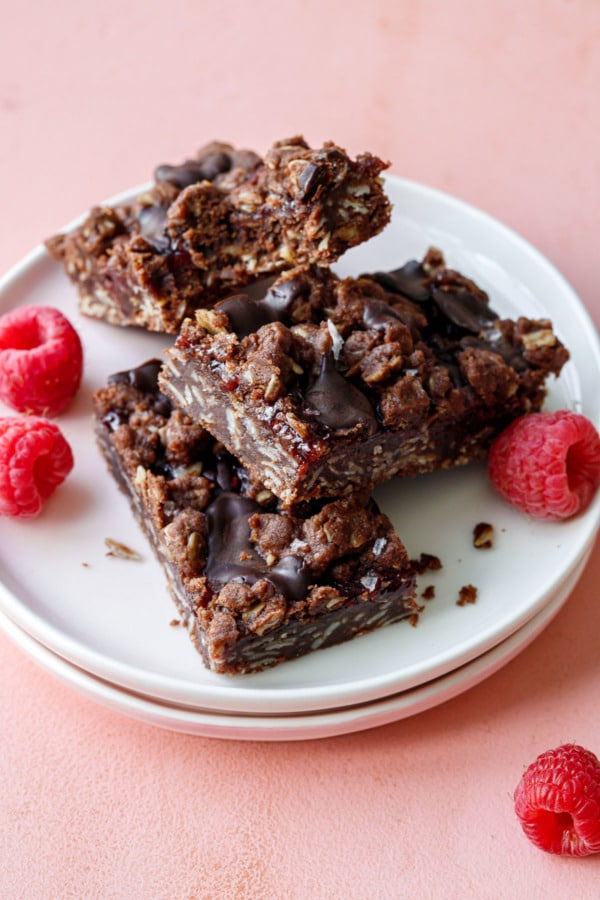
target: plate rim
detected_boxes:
[0,552,586,740]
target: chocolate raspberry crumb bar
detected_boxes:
[159,248,569,507]
[93,360,418,674]
[46,137,391,333]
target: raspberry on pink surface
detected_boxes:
[488,410,600,520]
[0,417,74,518]
[514,743,600,856]
[0,305,83,417]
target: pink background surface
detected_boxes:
[1,1,600,896]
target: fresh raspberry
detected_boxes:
[0,305,83,416]
[488,410,600,520]
[514,743,600,856]
[0,417,74,518]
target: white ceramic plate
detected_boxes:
[0,175,599,715]
[0,552,586,741]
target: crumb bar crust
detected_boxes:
[93,361,417,675]
[159,248,570,507]
[47,137,391,333]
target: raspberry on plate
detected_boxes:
[488,410,600,520]
[0,417,74,518]
[514,743,600,856]
[0,305,83,417]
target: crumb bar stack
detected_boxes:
[72,137,569,674]
[93,361,419,674]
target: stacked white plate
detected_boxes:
[1,176,599,741]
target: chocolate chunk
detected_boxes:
[375,258,499,336]
[154,152,232,189]
[109,359,162,394]
[266,555,312,604]
[205,493,262,584]
[304,353,378,433]
[108,359,172,418]
[262,274,311,318]
[363,299,411,331]
[205,493,310,602]
[297,161,327,201]
[373,260,431,302]
[218,275,311,338]
[218,294,275,339]
[202,456,240,493]
[136,204,170,252]
[195,151,232,181]
[431,285,497,333]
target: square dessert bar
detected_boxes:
[159,248,570,507]
[93,360,418,675]
[46,136,391,333]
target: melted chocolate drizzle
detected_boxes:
[154,151,232,190]
[304,353,377,432]
[136,150,233,252]
[109,359,162,393]
[217,294,275,339]
[371,259,498,335]
[107,359,172,421]
[430,285,496,333]
[217,274,311,339]
[205,493,311,602]
[373,260,431,302]
[263,274,311,317]
[136,204,170,252]
[218,282,378,434]
[296,161,327,201]
[362,298,411,331]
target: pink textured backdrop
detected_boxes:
[1,1,600,896]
